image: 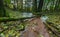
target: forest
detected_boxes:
[0,0,60,37]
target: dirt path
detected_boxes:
[20,17,50,37]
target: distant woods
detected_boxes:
[3,0,60,12]
[0,0,60,17]
[3,0,44,12]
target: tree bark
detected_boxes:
[37,0,44,12]
[33,0,37,12]
[0,0,6,17]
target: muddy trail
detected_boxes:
[20,18,50,37]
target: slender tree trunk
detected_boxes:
[37,0,44,12]
[20,0,23,11]
[0,0,6,17]
[16,0,18,9]
[33,0,37,12]
[54,0,60,11]
[13,0,17,10]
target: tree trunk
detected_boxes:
[33,0,37,12]
[16,0,18,9]
[33,0,44,16]
[13,0,17,10]
[0,0,6,17]
[20,0,23,11]
[37,0,44,12]
[54,0,60,11]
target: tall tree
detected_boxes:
[33,0,44,16]
[16,0,18,9]
[13,0,16,10]
[20,0,23,11]
[37,0,44,12]
[33,0,37,12]
[54,0,60,11]
[0,0,6,17]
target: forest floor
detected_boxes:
[5,8,60,30]
[0,8,60,37]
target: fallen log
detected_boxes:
[0,17,35,22]
[44,22,60,37]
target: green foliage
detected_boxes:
[0,21,25,37]
[4,0,10,4]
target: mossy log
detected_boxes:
[0,17,34,22]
